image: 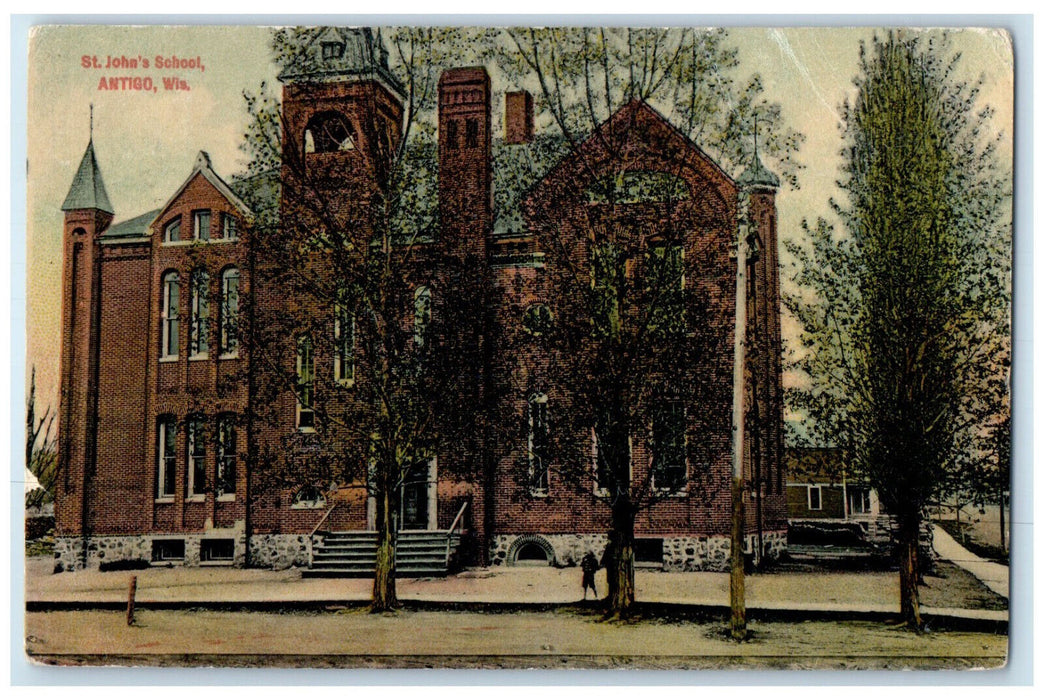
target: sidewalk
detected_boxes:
[24,554,1008,624]
[932,524,1009,598]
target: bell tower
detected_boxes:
[56,128,114,560]
[277,27,406,223]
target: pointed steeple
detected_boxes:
[737,118,780,191]
[61,137,114,214]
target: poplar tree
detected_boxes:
[786,32,1010,630]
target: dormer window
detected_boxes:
[321,41,345,60]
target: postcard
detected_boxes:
[23,23,1012,669]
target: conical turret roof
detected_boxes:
[737,150,780,190]
[61,139,114,214]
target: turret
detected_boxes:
[56,136,114,565]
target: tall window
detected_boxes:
[446,119,459,150]
[296,336,315,430]
[649,244,685,335]
[161,272,180,359]
[808,485,823,511]
[465,118,479,148]
[189,270,209,357]
[652,400,687,492]
[222,213,238,240]
[593,431,630,497]
[220,268,240,356]
[163,217,181,243]
[413,286,431,346]
[217,415,237,498]
[193,210,211,241]
[334,302,355,384]
[527,393,550,495]
[157,416,176,499]
[187,416,207,498]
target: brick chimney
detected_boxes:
[504,91,534,144]
[438,67,492,258]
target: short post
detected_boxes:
[126,575,137,626]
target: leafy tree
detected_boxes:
[786,32,1010,630]
[493,28,801,617]
[240,27,492,611]
[26,366,57,509]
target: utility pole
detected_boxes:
[730,192,750,642]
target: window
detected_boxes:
[156,416,176,499]
[292,484,327,509]
[465,118,478,148]
[200,539,234,562]
[522,304,553,336]
[648,244,685,335]
[304,112,356,153]
[220,268,240,357]
[152,539,185,562]
[848,487,872,515]
[163,218,181,243]
[527,393,550,495]
[321,41,345,60]
[222,213,238,240]
[808,485,823,511]
[187,417,207,498]
[446,119,459,150]
[413,286,431,346]
[161,272,180,359]
[296,336,315,431]
[334,302,355,384]
[652,401,687,492]
[593,431,631,497]
[217,415,236,498]
[193,210,211,241]
[189,270,210,358]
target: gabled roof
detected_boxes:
[61,140,113,214]
[150,152,252,232]
[527,99,738,211]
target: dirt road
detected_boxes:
[25,608,1006,669]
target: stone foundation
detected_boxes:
[492,531,787,572]
[53,527,249,572]
[490,533,608,567]
[248,534,312,570]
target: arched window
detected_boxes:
[156,416,177,499]
[189,270,209,358]
[220,268,240,357]
[413,286,431,346]
[522,304,553,336]
[187,416,207,498]
[292,484,327,509]
[527,393,550,495]
[296,336,315,431]
[163,217,181,243]
[161,272,180,359]
[304,111,356,154]
[216,414,237,498]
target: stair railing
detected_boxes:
[307,502,338,565]
[445,500,469,568]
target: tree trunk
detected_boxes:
[605,509,635,617]
[898,519,922,631]
[371,487,398,612]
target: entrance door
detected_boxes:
[401,461,430,530]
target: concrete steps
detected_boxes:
[304,531,461,578]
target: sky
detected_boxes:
[24,24,1014,415]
